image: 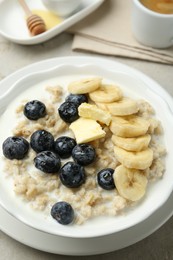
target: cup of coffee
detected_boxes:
[132,0,173,48]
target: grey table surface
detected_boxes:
[0,33,173,260]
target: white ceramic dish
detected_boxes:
[0,56,173,255]
[0,56,173,240]
[0,0,104,45]
[42,0,83,17]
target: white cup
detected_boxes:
[132,0,173,48]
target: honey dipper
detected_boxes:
[18,0,46,36]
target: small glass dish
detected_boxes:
[42,0,82,17]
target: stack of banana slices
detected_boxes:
[68,77,156,203]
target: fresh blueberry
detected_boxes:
[72,144,96,166]
[65,94,88,106]
[60,162,85,188]
[54,136,76,159]
[34,151,61,173]
[51,201,74,225]
[2,136,29,160]
[24,100,46,120]
[30,130,54,153]
[58,102,79,123]
[97,168,115,190]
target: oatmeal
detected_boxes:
[1,77,166,225]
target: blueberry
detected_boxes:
[65,94,88,106]
[51,201,74,225]
[34,151,61,173]
[97,168,115,190]
[30,130,54,153]
[60,162,85,188]
[24,100,46,120]
[2,136,29,160]
[54,136,76,159]
[58,102,79,123]
[72,144,96,166]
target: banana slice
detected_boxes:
[112,134,151,152]
[110,115,150,137]
[114,165,148,201]
[78,103,111,126]
[114,146,153,170]
[89,84,123,103]
[106,98,139,116]
[95,102,108,111]
[68,78,101,94]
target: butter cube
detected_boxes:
[69,118,106,144]
[78,103,111,126]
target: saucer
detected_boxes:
[0,0,104,45]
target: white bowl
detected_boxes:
[42,0,82,17]
[0,56,172,239]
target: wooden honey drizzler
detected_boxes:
[18,0,46,36]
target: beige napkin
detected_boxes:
[69,0,173,64]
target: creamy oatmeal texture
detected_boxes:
[2,79,166,225]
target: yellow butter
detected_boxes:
[78,103,111,126]
[69,118,106,144]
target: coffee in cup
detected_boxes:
[140,0,173,15]
[132,0,173,48]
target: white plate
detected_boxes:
[0,0,104,45]
[0,56,173,239]
[0,56,173,255]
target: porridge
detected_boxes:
[1,77,166,225]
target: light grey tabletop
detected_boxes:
[0,33,173,260]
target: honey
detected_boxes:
[32,10,63,30]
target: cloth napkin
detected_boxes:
[69,0,173,64]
